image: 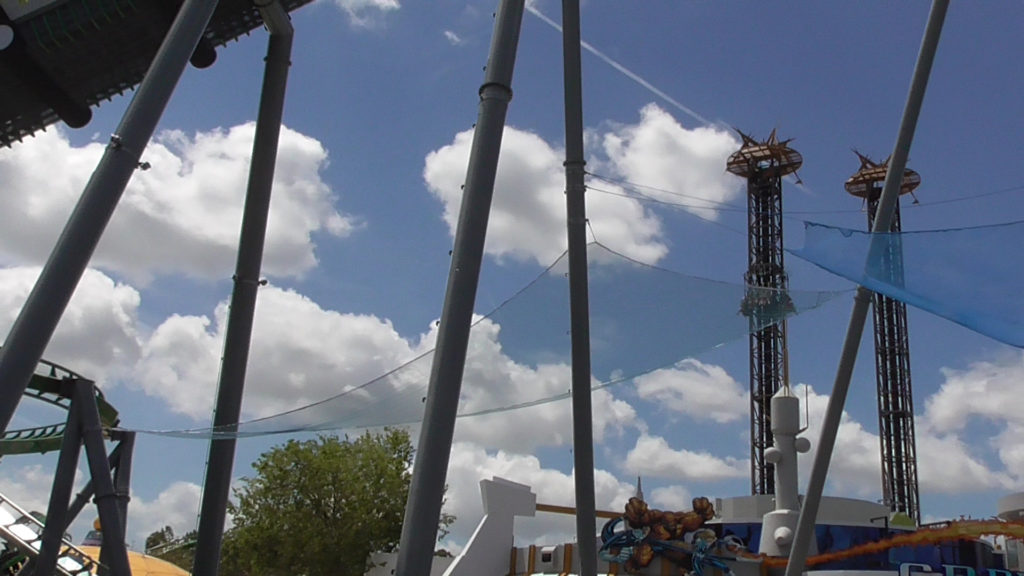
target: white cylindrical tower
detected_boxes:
[758,386,815,557]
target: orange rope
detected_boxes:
[757,520,1024,568]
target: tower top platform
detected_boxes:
[844,151,922,200]
[726,128,802,179]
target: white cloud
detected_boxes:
[795,380,1010,497]
[923,353,1024,431]
[133,285,416,421]
[598,103,741,222]
[424,105,742,266]
[333,0,399,28]
[128,482,202,547]
[912,353,1024,490]
[0,266,141,383]
[633,358,747,423]
[0,463,60,516]
[624,434,747,482]
[916,432,1013,493]
[648,484,693,511]
[424,126,666,266]
[0,125,354,283]
[135,287,637,452]
[443,30,464,45]
[794,383,882,497]
[452,317,638,451]
[442,442,635,547]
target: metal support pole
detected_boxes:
[784,3,948,576]
[0,0,222,435]
[75,381,131,576]
[65,444,123,530]
[111,432,135,540]
[395,2,524,575]
[34,391,82,576]
[192,6,292,575]
[561,1,597,574]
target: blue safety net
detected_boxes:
[790,220,1024,348]
[135,243,845,438]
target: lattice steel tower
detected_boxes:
[845,152,922,522]
[727,130,802,496]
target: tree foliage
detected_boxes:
[144,526,197,571]
[219,429,447,576]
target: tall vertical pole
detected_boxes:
[866,196,920,523]
[0,0,221,435]
[111,432,135,540]
[191,5,292,574]
[847,156,923,523]
[561,2,597,574]
[727,131,801,497]
[784,3,947,575]
[395,3,524,575]
[34,394,83,576]
[76,381,131,576]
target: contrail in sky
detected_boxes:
[525,4,712,127]
[525,4,812,193]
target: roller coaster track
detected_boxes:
[0,357,119,456]
[0,489,98,576]
[0,357,122,574]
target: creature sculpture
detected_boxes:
[599,496,741,574]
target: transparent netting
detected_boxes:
[791,220,1024,348]
[135,243,844,439]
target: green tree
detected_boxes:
[145,526,197,571]
[219,429,451,576]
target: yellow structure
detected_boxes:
[79,547,190,576]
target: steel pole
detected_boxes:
[34,393,82,576]
[191,6,292,574]
[561,1,597,574]
[76,381,131,576]
[0,0,221,435]
[784,3,948,576]
[395,2,524,575]
[111,432,135,541]
[65,444,123,530]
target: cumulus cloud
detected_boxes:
[923,353,1024,431]
[133,289,636,452]
[128,482,203,546]
[333,0,399,28]
[0,266,141,383]
[424,126,666,266]
[598,103,741,221]
[133,285,416,420]
[790,383,881,497]
[915,353,1024,488]
[0,125,354,283]
[633,358,747,423]
[624,434,747,482]
[442,442,635,547]
[452,317,638,451]
[0,463,61,516]
[795,381,1010,497]
[649,485,693,511]
[424,104,742,266]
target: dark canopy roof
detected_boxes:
[0,0,312,148]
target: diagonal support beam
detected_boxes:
[561,1,597,574]
[191,3,293,574]
[0,0,222,437]
[783,3,948,576]
[395,2,525,575]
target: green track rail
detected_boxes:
[0,358,119,456]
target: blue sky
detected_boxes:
[1,0,1024,553]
